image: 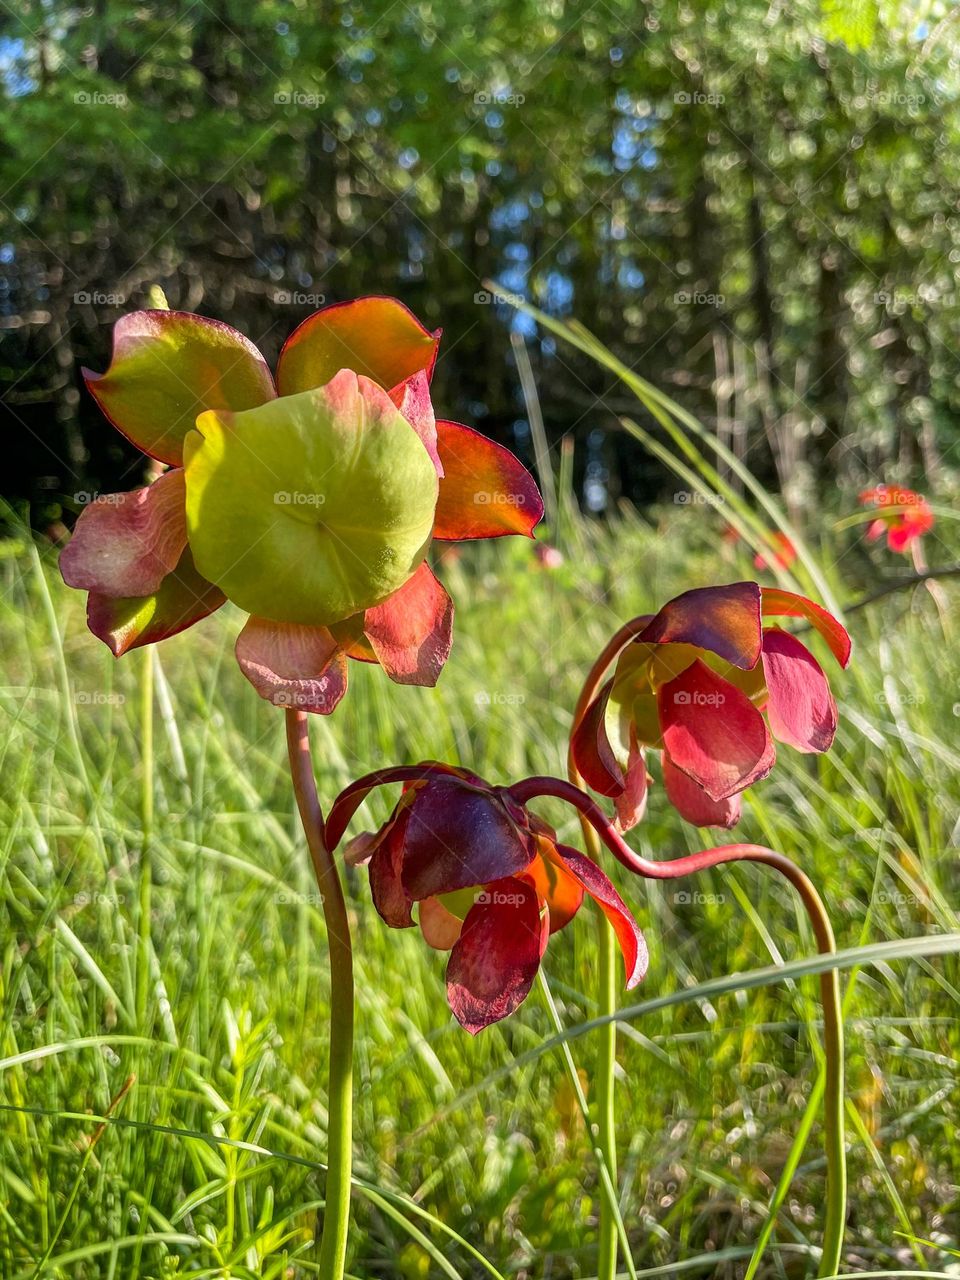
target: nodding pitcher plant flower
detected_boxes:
[60,297,543,711]
[571,582,851,830]
[859,485,934,553]
[325,764,647,1033]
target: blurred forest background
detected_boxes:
[1,0,959,526]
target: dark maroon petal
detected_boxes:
[662,754,743,828]
[570,679,625,798]
[552,845,647,988]
[658,659,776,802]
[446,877,547,1033]
[639,582,762,670]
[400,777,534,902]
[761,628,838,754]
[369,809,415,928]
[614,732,648,833]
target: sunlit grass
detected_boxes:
[1,496,958,1277]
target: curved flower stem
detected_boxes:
[565,617,654,1280]
[510,774,846,1278]
[285,709,354,1280]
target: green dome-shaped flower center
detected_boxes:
[183,370,439,626]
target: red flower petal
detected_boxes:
[369,810,416,928]
[432,420,543,540]
[658,659,775,801]
[235,616,348,715]
[446,877,547,1033]
[399,778,535,903]
[551,845,648,988]
[362,562,453,686]
[61,469,187,599]
[525,845,584,934]
[86,546,225,656]
[662,754,743,828]
[276,296,440,397]
[83,310,275,466]
[419,896,463,950]
[640,582,762,670]
[761,628,838,754]
[760,588,851,667]
[389,370,443,476]
[614,732,648,833]
[570,679,625,798]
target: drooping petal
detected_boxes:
[614,732,648,833]
[662,754,743,829]
[184,371,438,627]
[658,659,775,801]
[525,843,584,934]
[60,469,187,598]
[761,628,838,754]
[369,810,416,928]
[276,296,440,397]
[83,310,275,466]
[234,616,348,715]
[399,777,535,903]
[86,546,225,657]
[389,370,442,476]
[639,582,762,670]
[418,895,463,950]
[432,420,543,540]
[362,562,453,686]
[569,679,625,797]
[760,588,851,668]
[551,845,647,988]
[446,877,547,1033]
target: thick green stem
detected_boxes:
[285,709,354,1280]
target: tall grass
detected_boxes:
[1,455,958,1276]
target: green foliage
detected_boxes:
[1,501,958,1276]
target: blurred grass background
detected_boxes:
[1,473,959,1276]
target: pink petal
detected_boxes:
[60,469,187,598]
[640,582,763,670]
[614,731,648,833]
[446,877,547,1033]
[235,616,348,715]
[658,658,775,802]
[362,563,453,686]
[389,370,443,476]
[662,754,743,828]
[761,628,838,754]
[551,845,648,988]
[86,546,225,656]
[433,420,544,540]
